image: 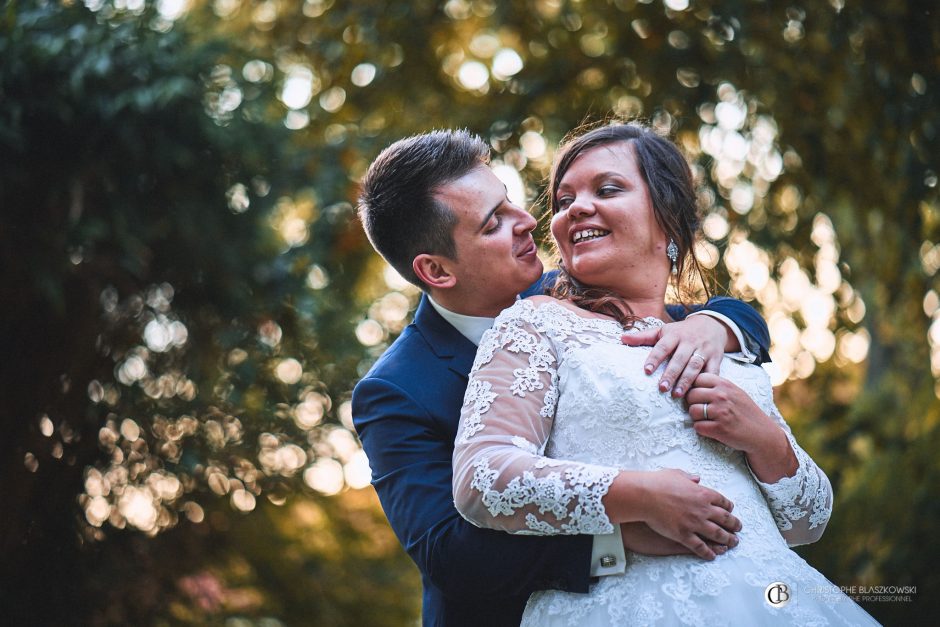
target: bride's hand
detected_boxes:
[621,315,733,398]
[685,373,798,483]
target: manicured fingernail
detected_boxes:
[673,387,683,396]
[644,364,653,374]
[659,381,670,392]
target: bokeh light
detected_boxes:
[275,358,303,384]
[304,458,345,495]
[351,63,377,87]
[492,48,524,79]
[457,61,489,90]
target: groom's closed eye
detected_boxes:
[483,213,503,234]
[477,196,509,233]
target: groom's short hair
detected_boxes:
[358,129,490,289]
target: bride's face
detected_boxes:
[550,141,670,291]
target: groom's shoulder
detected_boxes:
[519,269,560,298]
[360,322,435,384]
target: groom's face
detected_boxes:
[434,165,542,315]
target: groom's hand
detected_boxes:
[621,315,734,398]
[620,522,731,558]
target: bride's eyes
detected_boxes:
[555,183,623,213]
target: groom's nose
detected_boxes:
[511,207,537,234]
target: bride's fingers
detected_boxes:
[699,523,739,550]
[689,403,717,423]
[710,493,735,514]
[671,350,708,398]
[621,327,662,348]
[684,388,710,406]
[704,354,722,375]
[641,332,679,376]
[659,344,694,393]
[691,372,721,388]
[682,535,716,561]
[707,511,741,539]
[709,507,742,534]
[621,327,673,374]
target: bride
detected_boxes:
[451,123,878,625]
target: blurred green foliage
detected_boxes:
[0,0,937,624]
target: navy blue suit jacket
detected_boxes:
[352,284,769,626]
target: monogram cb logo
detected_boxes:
[765,582,791,608]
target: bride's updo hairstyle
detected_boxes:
[548,121,710,327]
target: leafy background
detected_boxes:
[1,0,937,624]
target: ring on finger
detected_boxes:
[703,402,709,420]
[691,350,705,363]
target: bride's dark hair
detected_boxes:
[547,121,712,327]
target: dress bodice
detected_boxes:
[453,299,830,543]
[451,298,876,626]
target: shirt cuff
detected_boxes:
[687,310,758,364]
[590,526,626,577]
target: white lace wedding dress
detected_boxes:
[453,299,879,626]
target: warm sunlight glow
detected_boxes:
[492,163,526,207]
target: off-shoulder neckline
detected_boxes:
[511,298,666,333]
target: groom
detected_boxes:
[352,130,770,626]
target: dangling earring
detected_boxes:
[666,239,679,275]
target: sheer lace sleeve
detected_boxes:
[452,300,619,536]
[749,393,833,546]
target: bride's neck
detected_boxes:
[614,295,671,322]
[601,278,671,322]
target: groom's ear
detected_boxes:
[413,253,457,290]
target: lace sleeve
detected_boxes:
[749,389,833,546]
[452,300,619,536]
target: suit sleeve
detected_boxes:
[352,376,593,599]
[666,296,771,364]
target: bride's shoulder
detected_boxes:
[519,295,585,319]
[522,294,563,308]
[521,295,616,324]
[493,296,569,327]
[500,296,607,332]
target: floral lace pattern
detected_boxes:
[452,299,877,626]
[454,299,622,535]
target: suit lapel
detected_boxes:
[413,295,477,379]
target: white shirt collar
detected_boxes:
[427,295,497,346]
